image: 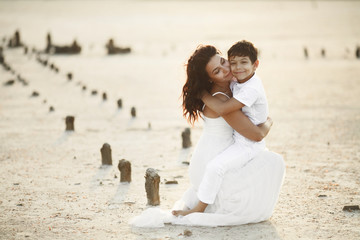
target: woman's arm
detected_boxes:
[222,111,272,142]
[204,93,272,142]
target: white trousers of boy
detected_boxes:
[197,140,264,205]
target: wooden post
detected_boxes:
[131,107,136,117]
[181,128,191,148]
[321,48,326,58]
[65,116,75,131]
[117,99,122,108]
[31,91,39,97]
[102,92,107,101]
[118,159,131,183]
[145,168,160,206]
[67,72,72,81]
[303,47,308,59]
[100,143,112,165]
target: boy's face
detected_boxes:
[229,56,259,83]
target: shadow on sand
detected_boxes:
[176,147,192,165]
[89,164,113,191]
[53,131,74,145]
[108,183,131,209]
[132,220,282,240]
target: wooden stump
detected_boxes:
[131,107,136,117]
[117,99,122,108]
[118,159,131,183]
[65,116,75,131]
[67,72,72,81]
[181,128,191,148]
[31,91,39,97]
[145,168,160,206]
[343,205,360,212]
[303,47,308,59]
[321,48,326,58]
[100,143,112,165]
[4,79,15,86]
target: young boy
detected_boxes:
[173,40,269,216]
[202,40,268,147]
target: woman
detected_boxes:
[170,45,285,226]
[130,45,284,227]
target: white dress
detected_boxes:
[130,93,285,227]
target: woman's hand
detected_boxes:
[256,117,273,140]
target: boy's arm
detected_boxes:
[201,91,245,116]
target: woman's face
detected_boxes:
[205,54,233,84]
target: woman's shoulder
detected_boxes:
[210,91,231,101]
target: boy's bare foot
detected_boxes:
[172,210,192,217]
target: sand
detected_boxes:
[0,1,360,239]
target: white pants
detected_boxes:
[197,141,263,204]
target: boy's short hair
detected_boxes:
[227,40,258,64]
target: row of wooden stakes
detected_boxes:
[64,118,191,206]
[65,116,192,148]
[100,140,190,206]
[1,48,138,117]
[98,127,190,206]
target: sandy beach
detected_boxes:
[1,0,360,239]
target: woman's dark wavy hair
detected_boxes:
[182,45,219,124]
